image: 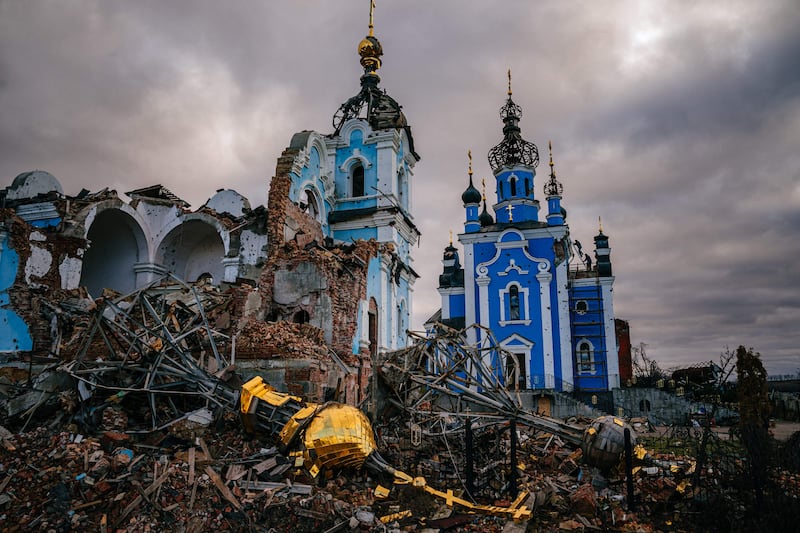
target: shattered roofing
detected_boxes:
[125,184,189,207]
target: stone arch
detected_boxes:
[80,207,149,297]
[155,219,226,284]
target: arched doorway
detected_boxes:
[156,220,225,284]
[80,209,146,296]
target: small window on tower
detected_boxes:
[352,164,365,197]
[510,176,517,196]
[577,340,594,373]
[509,285,521,320]
[575,300,588,315]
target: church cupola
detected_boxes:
[463,150,482,233]
[544,141,565,226]
[594,218,612,277]
[438,232,464,289]
[479,179,495,227]
[487,71,540,224]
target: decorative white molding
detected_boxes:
[338,151,373,172]
[498,259,528,276]
[290,146,310,176]
[500,334,535,390]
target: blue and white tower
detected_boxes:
[327,6,420,355]
[277,4,419,358]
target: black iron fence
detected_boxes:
[633,424,800,532]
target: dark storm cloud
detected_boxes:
[1,1,798,375]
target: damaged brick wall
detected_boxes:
[238,145,382,403]
[1,208,86,357]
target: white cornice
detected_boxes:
[458,224,568,245]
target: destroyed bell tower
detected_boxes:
[328,3,420,356]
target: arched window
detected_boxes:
[575,300,588,315]
[500,282,529,324]
[639,399,651,413]
[524,178,530,196]
[510,176,517,196]
[509,285,520,320]
[577,340,594,373]
[293,310,310,324]
[368,297,378,357]
[352,164,365,197]
[299,189,320,221]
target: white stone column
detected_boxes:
[463,243,477,346]
[600,278,620,389]
[556,260,574,391]
[537,269,555,388]
[222,257,240,283]
[133,262,166,288]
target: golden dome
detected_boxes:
[358,34,383,72]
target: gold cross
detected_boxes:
[506,203,514,222]
[369,0,376,36]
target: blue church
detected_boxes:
[429,78,621,394]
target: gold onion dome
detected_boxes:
[358,35,383,74]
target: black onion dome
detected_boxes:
[461,176,481,205]
[487,95,539,172]
[479,200,494,226]
[544,175,563,197]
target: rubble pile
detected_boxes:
[235,321,328,360]
[2,291,798,531]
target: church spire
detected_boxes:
[333,0,417,159]
[544,141,565,226]
[487,70,539,173]
[462,149,481,205]
[463,150,482,233]
[479,178,494,227]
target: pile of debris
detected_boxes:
[235,321,328,360]
[3,286,799,532]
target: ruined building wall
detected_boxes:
[1,208,86,357]
[231,146,380,403]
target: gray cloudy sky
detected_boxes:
[2,1,798,376]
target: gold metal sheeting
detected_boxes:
[301,403,377,474]
[240,376,303,413]
[279,405,319,446]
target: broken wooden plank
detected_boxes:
[188,446,196,485]
[204,465,241,510]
